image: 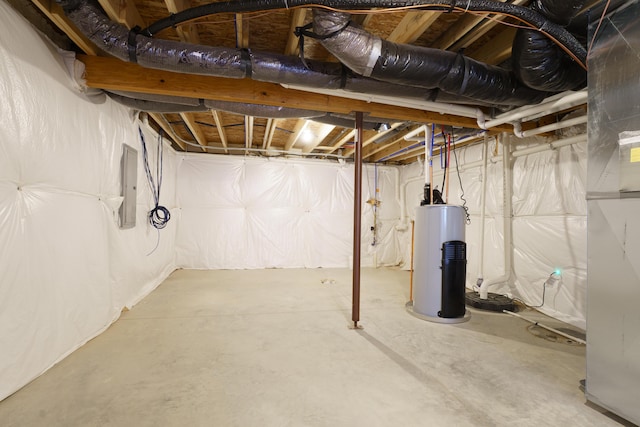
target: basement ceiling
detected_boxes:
[16,0,601,163]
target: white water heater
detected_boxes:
[412,205,469,323]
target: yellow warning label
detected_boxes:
[632,147,640,163]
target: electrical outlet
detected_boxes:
[545,272,561,287]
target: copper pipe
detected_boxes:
[409,219,415,302]
[352,111,363,328]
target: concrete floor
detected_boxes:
[0,268,626,426]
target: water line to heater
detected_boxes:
[479,133,513,300]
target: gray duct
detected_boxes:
[106,92,208,112]
[310,113,390,130]
[312,9,547,106]
[107,90,326,118]
[59,0,547,108]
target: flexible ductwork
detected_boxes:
[203,100,324,119]
[60,1,500,108]
[134,0,586,66]
[310,113,389,130]
[106,92,209,113]
[312,9,547,106]
[56,0,584,110]
[107,90,327,118]
[511,0,587,92]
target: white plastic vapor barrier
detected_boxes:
[176,156,403,269]
[0,2,177,401]
[400,132,587,328]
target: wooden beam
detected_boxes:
[343,122,404,157]
[285,120,307,151]
[362,137,403,159]
[369,137,423,162]
[180,113,208,152]
[326,129,356,154]
[262,118,277,149]
[449,0,528,52]
[380,144,426,163]
[387,11,439,44]
[467,27,516,65]
[235,14,249,49]
[303,123,336,153]
[432,14,485,50]
[149,113,186,150]
[29,0,98,55]
[79,55,514,131]
[97,0,144,28]
[211,110,229,153]
[245,115,254,148]
[164,0,200,44]
[284,9,307,56]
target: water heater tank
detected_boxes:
[411,205,469,323]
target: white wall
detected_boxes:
[0,2,177,401]
[175,155,404,269]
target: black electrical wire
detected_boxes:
[440,128,448,196]
[451,131,471,224]
[135,0,587,67]
[528,273,556,308]
[139,126,171,231]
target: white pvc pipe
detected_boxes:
[478,89,588,130]
[403,124,428,141]
[476,134,489,284]
[503,310,586,345]
[479,133,513,299]
[280,85,484,120]
[511,133,587,158]
[513,115,587,138]
[424,125,432,186]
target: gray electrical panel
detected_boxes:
[586,1,640,424]
[119,144,138,229]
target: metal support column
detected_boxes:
[352,112,363,328]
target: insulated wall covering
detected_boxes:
[0,2,177,401]
[176,156,403,269]
[400,132,587,329]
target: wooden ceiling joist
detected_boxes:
[29,0,98,55]
[285,120,309,151]
[342,122,404,157]
[97,0,144,28]
[262,118,277,149]
[149,113,185,150]
[235,14,250,49]
[180,113,208,152]
[302,123,336,153]
[211,111,229,153]
[284,9,307,56]
[386,11,440,44]
[164,0,201,44]
[467,27,517,65]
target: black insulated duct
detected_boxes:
[56,0,589,112]
[511,0,587,92]
[60,1,501,108]
[312,9,547,106]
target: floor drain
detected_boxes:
[526,325,584,346]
